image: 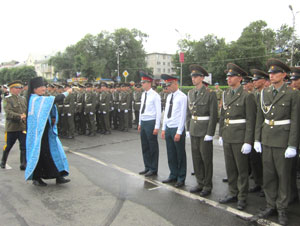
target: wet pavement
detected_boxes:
[0,111,299,226]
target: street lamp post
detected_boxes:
[116,44,123,83]
[289,5,299,66]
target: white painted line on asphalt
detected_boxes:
[148,186,161,191]
[70,150,280,226]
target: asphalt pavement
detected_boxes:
[0,111,299,226]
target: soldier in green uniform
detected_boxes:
[20,81,28,97]
[99,82,111,134]
[218,63,256,211]
[241,76,254,92]
[248,69,269,197]
[133,83,142,129]
[63,83,76,139]
[186,65,218,197]
[159,83,169,112]
[253,59,299,225]
[289,66,300,205]
[84,82,96,136]
[75,84,85,135]
[119,83,131,132]
[128,83,133,129]
[1,81,27,170]
[112,84,120,130]
[56,84,65,137]
[95,84,102,133]
[107,84,114,129]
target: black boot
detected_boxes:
[1,150,9,169]
[56,177,71,184]
[20,150,26,170]
[32,178,47,186]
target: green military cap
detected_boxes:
[8,80,23,89]
[114,83,120,88]
[57,84,64,89]
[107,84,112,88]
[135,83,142,88]
[47,83,55,88]
[78,83,85,88]
[100,82,108,88]
[241,76,253,85]
[289,67,300,80]
[85,82,93,88]
[189,64,209,77]
[250,69,269,81]
[226,63,248,77]
[63,83,71,88]
[267,58,290,74]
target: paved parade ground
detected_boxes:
[0,112,299,226]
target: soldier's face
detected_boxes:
[10,87,22,95]
[227,76,242,87]
[191,76,203,86]
[253,79,266,89]
[34,86,46,96]
[291,79,300,90]
[269,72,286,85]
[141,81,151,91]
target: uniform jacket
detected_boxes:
[84,91,96,114]
[219,85,256,144]
[63,92,75,115]
[186,85,218,137]
[255,83,299,148]
[119,91,130,111]
[99,91,110,112]
[133,91,142,111]
[4,94,27,132]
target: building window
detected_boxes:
[163,55,166,59]
[157,61,161,65]
[168,62,170,66]
[157,68,161,73]
[168,69,170,73]
[163,62,165,65]
[163,68,165,72]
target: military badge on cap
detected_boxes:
[290,67,300,80]
[250,69,269,81]
[266,58,290,74]
[189,64,209,77]
[226,63,247,77]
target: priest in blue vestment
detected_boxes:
[25,77,72,186]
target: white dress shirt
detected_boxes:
[139,88,161,129]
[162,89,187,135]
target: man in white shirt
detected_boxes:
[161,74,187,188]
[138,71,161,177]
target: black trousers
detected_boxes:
[2,131,26,159]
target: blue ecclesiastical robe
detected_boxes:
[25,94,69,181]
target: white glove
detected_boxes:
[118,109,120,112]
[204,135,213,141]
[241,143,252,154]
[186,131,190,138]
[84,112,86,115]
[285,147,297,158]
[103,111,106,114]
[124,110,128,113]
[218,137,223,146]
[67,113,71,116]
[98,111,101,113]
[254,141,262,153]
[111,107,114,110]
[90,112,94,115]
[61,113,64,116]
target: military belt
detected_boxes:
[264,119,290,126]
[78,103,82,105]
[192,116,210,120]
[121,103,126,105]
[86,104,92,106]
[135,102,141,104]
[58,105,63,107]
[64,105,70,107]
[224,119,246,124]
[101,103,106,105]
[115,102,119,104]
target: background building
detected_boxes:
[145,53,176,78]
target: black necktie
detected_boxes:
[194,91,198,99]
[167,94,173,119]
[273,89,278,97]
[141,92,147,114]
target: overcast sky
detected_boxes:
[1,0,299,63]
